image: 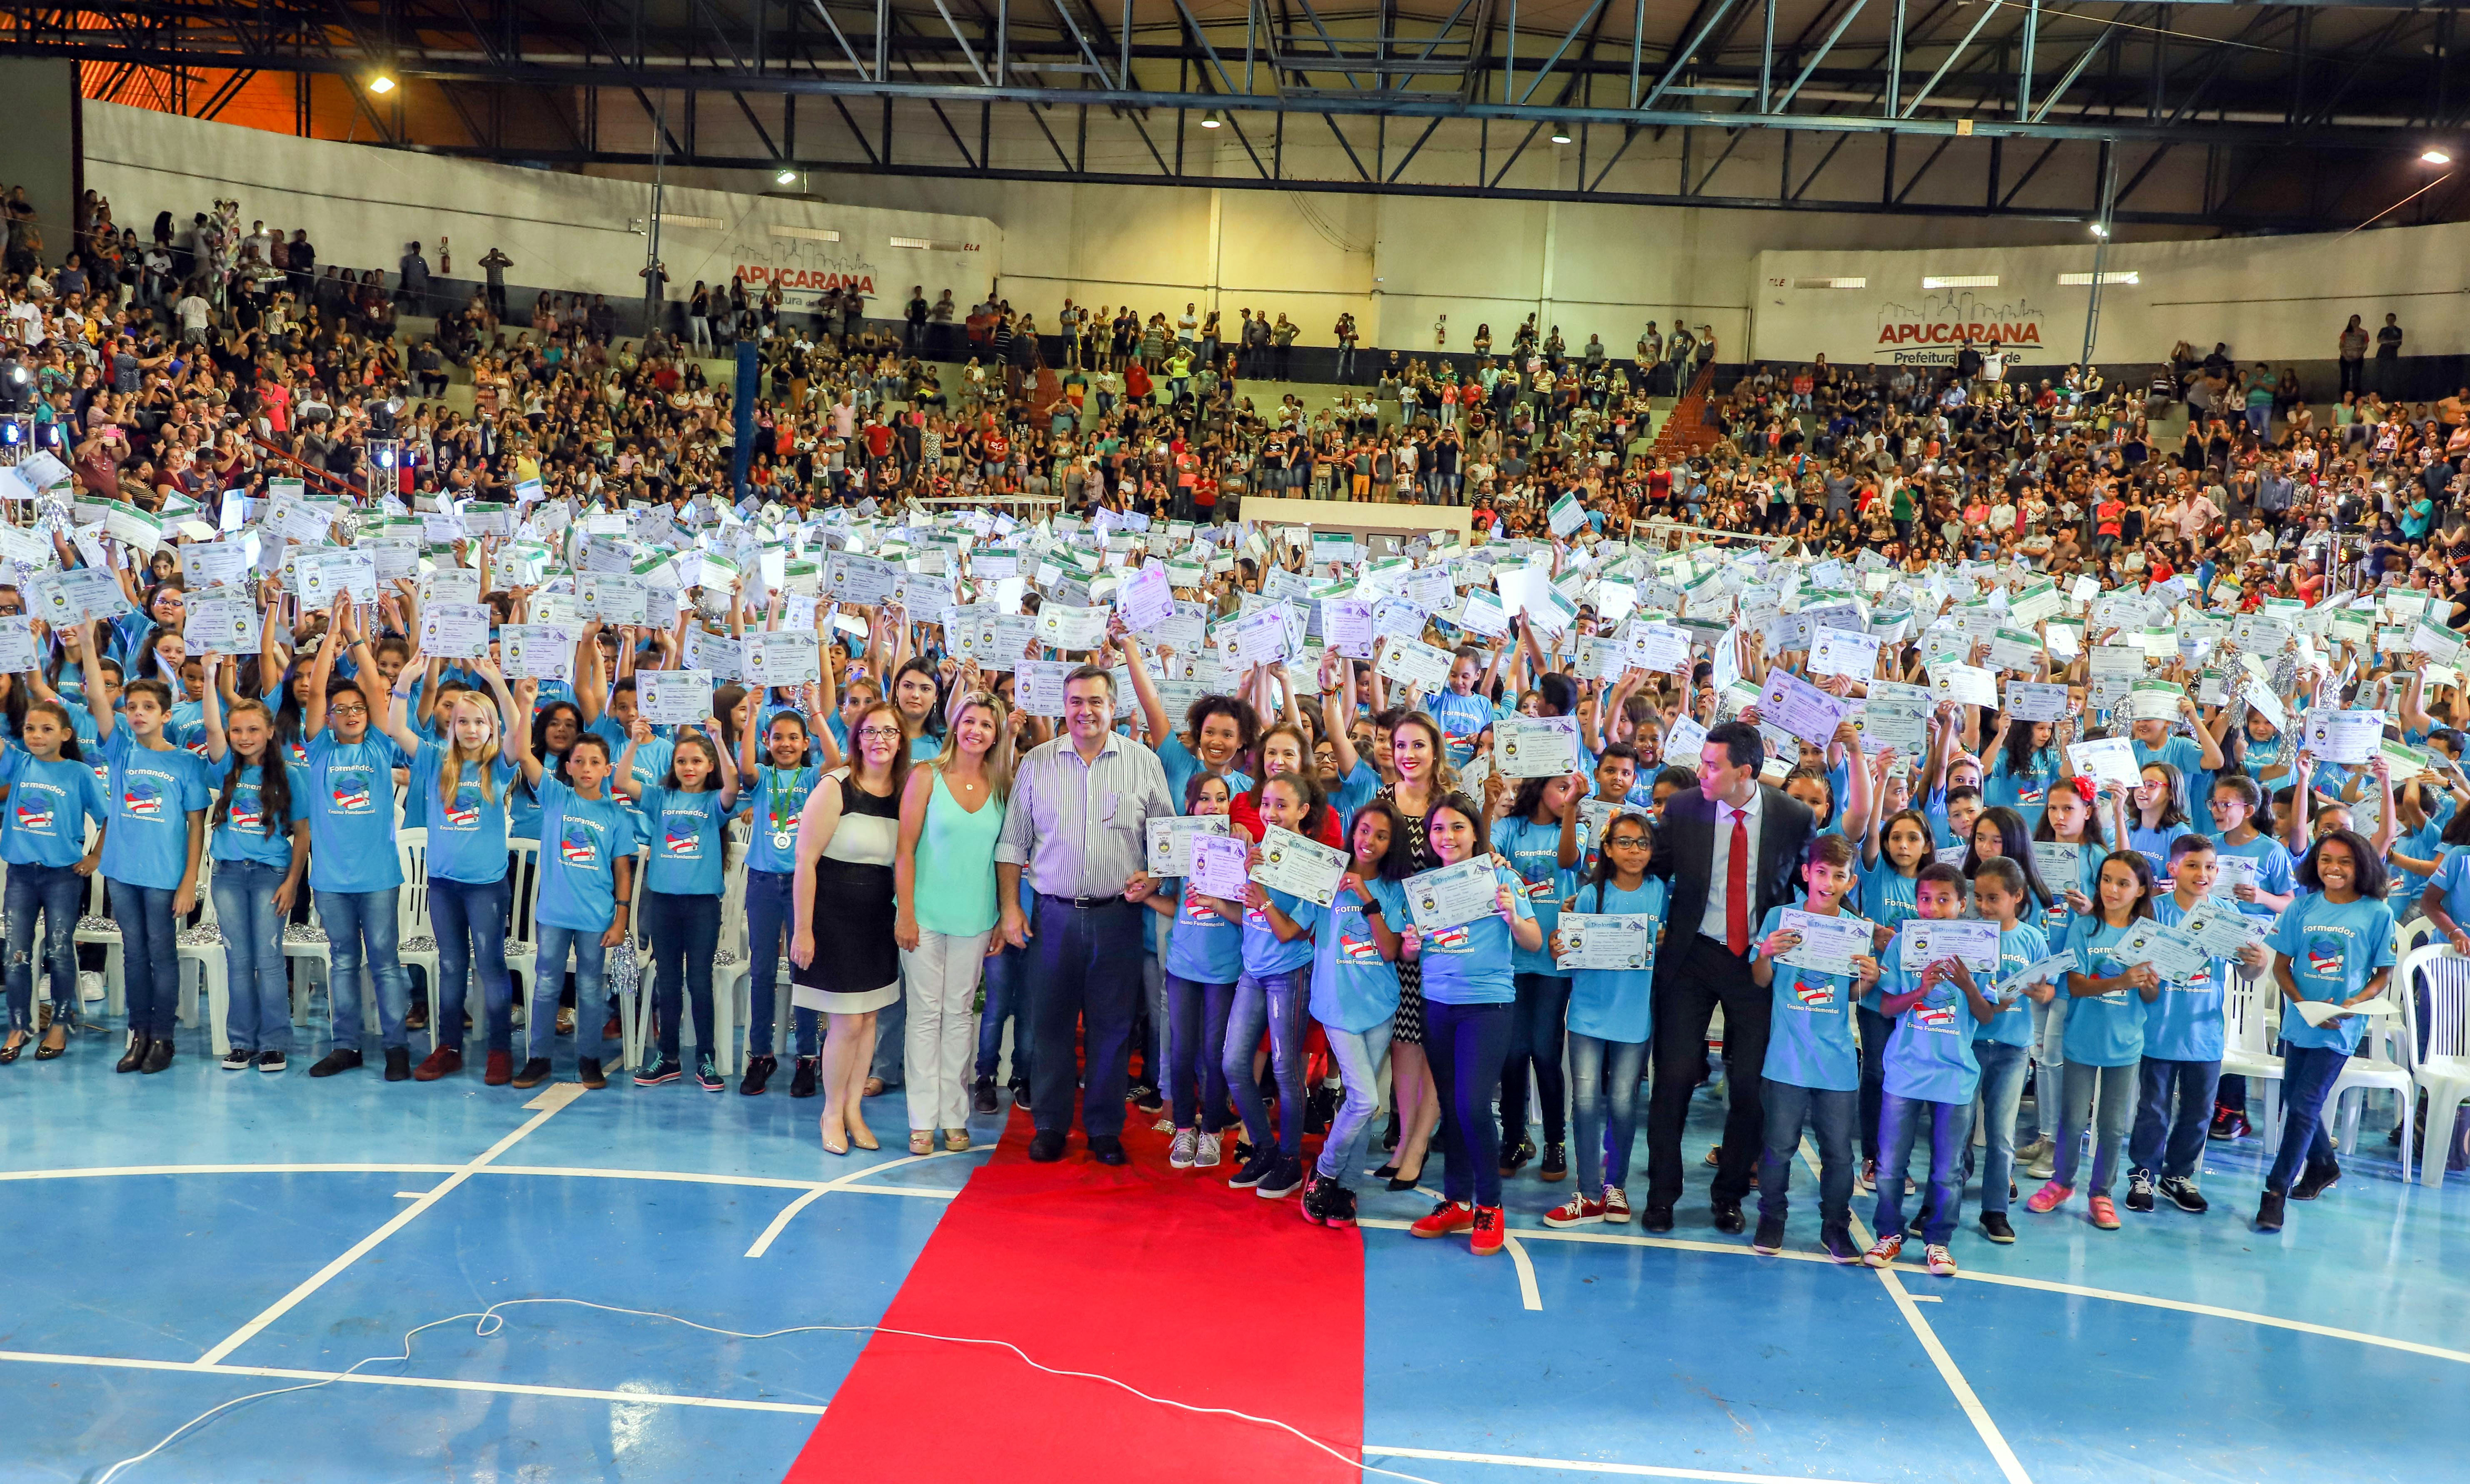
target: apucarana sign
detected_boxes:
[1869,290,2049,365]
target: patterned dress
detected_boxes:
[1376,783,1434,1047]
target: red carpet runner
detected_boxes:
[783,1111,1366,1482]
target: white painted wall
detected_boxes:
[1751,225,2470,368]
[79,102,1001,310]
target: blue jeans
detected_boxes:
[2132,1056,2222,1182]
[1971,1041,2032,1214]
[1425,998,1516,1208]
[1025,895,1143,1140]
[527,922,610,1064]
[211,859,291,1054]
[108,878,181,1040]
[315,887,410,1051]
[1501,972,1572,1148]
[4,862,83,1035]
[1226,967,1310,1157]
[2267,1043,2348,1194]
[644,889,720,1062]
[1165,973,1235,1133]
[1569,1032,1647,1193]
[2057,1060,2138,1195]
[976,937,1030,1084]
[743,868,815,1057]
[1878,1092,1968,1245]
[427,875,512,1054]
[1759,1080,1858,1235]
[1317,1019,1395,1182]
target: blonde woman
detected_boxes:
[791,699,911,1154]
[893,691,1013,1153]
[381,654,524,1086]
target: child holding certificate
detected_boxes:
[1297,801,1410,1229]
[1162,774,1242,1173]
[1485,769,1584,1183]
[1856,805,1933,1185]
[1542,809,1666,1229]
[2031,851,2158,1230]
[1745,834,1877,1263]
[2131,836,2262,1216]
[2127,762,2196,881]
[1402,792,1542,1257]
[2258,830,2397,1233]
[1869,863,1999,1275]
[1209,772,1322,1200]
[1968,859,2055,1245]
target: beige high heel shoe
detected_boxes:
[909,1130,934,1156]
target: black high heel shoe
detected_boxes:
[1386,1167,1424,1192]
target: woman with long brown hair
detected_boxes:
[893,691,1014,1154]
[791,699,911,1154]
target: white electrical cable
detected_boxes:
[99,1297,1445,1484]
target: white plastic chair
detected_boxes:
[173,854,228,1056]
[2328,992,2417,1178]
[2401,942,2470,1186]
[389,830,444,1052]
[71,823,125,1016]
[499,838,544,1027]
[707,823,753,1075]
[2222,959,2287,1153]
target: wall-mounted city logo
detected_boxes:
[1871,290,2047,366]
[728,237,884,306]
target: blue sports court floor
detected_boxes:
[6,1026,2468,1484]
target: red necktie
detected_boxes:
[1726,807,1751,957]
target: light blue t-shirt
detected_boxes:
[1240,883,1316,977]
[1415,864,1530,1006]
[2061,916,2151,1068]
[1754,903,1863,1091]
[1877,922,1983,1103]
[1492,813,1576,976]
[2127,821,2194,882]
[1565,878,1665,1044]
[2145,894,2228,1062]
[0,750,108,869]
[2211,831,2297,919]
[587,715,674,809]
[745,762,821,876]
[412,742,518,885]
[1975,921,2052,1050]
[1986,747,2065,832]
[98,729,212,891]
[1303,876,1407,1033]
[208,756,310,869]
[304,729,410,893]
[639,783,730,896]
[535,775,642,932]
[1429,689,1493,766]
[2269,890,2399,1056]
[1165,877,1243,984]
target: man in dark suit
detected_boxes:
[1643,720,1819,1233]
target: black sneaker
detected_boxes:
[1539,1142,1569,1183]
[740,1054,776,1096]
[2158,1175,2209,1213]
[221,1047,254,1071]
[255,1050,287,1074]
[1299,1173,1346,1226]
[312,1047,364,1078]
[383,1047,410,1081]
[1980,1211,2016,1244]
[2291,1159,2341,1200]
[2256,1190,2287,1232]
[1130,1081,1165,1115]
[1499,1137,1537,1178]
[2209,1106,2250,1140]
[635,1057,682,1087]
[1258,1153,1305,1199]
[1009,1078,1031,1113]
[1227,1146,1278,1190]
[1304,1084,1338,1136]
[1820,1228,1864,1264]
[2125,1170,2157,1213]
[790,1056,819,1097]
[1751,1215,1787,1255]
[971,1076,998,1115]
[511,1057,554,1090]
[577,1057,607,1089]
[696,1053,724,1091]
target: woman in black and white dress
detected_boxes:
[792,698,909,1155]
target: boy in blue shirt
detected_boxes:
[2130,836,2265,1216]
[1869,863,1998,1275]
[1747,833,1879,1264]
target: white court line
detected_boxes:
[0,1162,962,1201]
[0,1347,830,1416]
[1500,1235,1544,1312]
[195,1083,590,1367]
[1362,1444,1888,1483]
[1944,1267,2470,1367]
[0,1163,466,1182]
[1801,1139,2033,1484]
[744,1151,962,1258]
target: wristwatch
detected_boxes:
[1358,897,1383,917]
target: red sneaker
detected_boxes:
[1409,1200,1475,1239]
[412,1046,462,1082]
[483,1050,513,1086]
[1470,1205,1506,1255]
[1601,1185,1633,1223]
[1542,1192,1606,1228]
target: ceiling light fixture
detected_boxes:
[1201,110,1222,128]
[776,168,799,186]
[368,74,396,94]
[2424,149,2454,165]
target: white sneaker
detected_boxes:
[2026,1150,2058,1180]
[1194,1131,1224,1168]
[1169,1128,1198,1169]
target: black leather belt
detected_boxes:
[1040,892,1128,910]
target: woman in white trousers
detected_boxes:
[893,692,1014,1153]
